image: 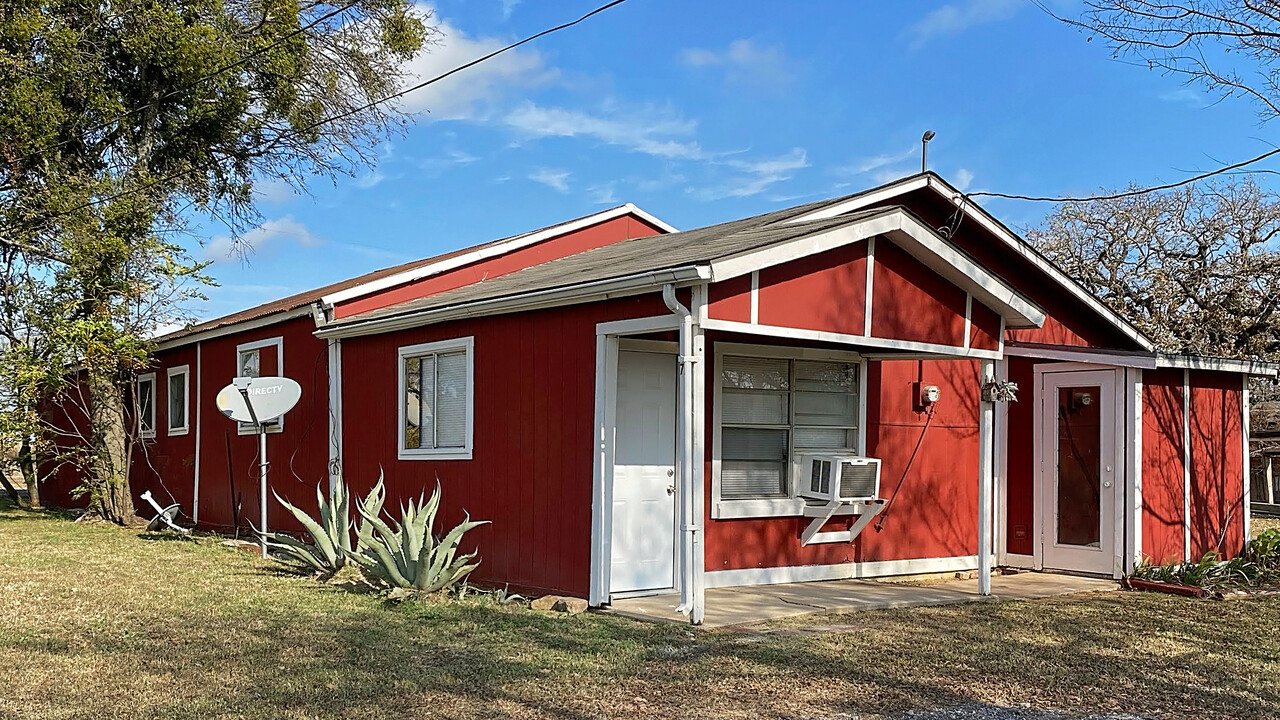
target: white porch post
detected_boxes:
[664,285,704,625]
[978,360,995,596]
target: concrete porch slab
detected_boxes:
[603,572,1117,628]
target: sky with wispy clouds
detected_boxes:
[188,0,1274,321]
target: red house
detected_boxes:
[40,173,1274,624]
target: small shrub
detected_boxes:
[348,481,487,594]
[1129,530,1280,592]
[260,479,358,576]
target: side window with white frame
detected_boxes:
[166,365,190,435]
[236,337,284,434]
[399,337,474,460]
[716,347,863,512]
[136,372,157,439]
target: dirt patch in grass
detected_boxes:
[2,497,1278,719]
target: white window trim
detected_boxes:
[711,341,867,519]
[137,372,157,440]
[235,336,284,435]
[397,336,475,461]
[166,365,190,436]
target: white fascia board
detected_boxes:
[709,209,1045,329]
[153,306,313,352]
[319,204,677,309]
[788,174,1157,351]
[1004,344,1279,377]
[316,266,711,340]
[1156,354,1279,377]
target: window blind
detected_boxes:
[403,348,467,450]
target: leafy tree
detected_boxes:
[0,0,433,522]
[1028,178,1280,363]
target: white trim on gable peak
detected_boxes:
[319,204,676,309]
[710,207,1046,330]
[787,172,1156,352]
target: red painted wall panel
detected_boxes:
[969,301,1002,351]
[1004,357,1037,556]
[707,274,752,323]
[1142,369,1185,565]
[1188,371,1245,559]
[702,353,983,571]
[335,216,666,319]
[870,239,967,347]
[866,190,1139,350]
[339,293,674,597]
[756,242,866,335]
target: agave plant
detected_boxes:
[348,481,488,593]
[260,477,382,575]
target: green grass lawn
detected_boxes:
[3,498,1279,720]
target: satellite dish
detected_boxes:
[216,376,302,424]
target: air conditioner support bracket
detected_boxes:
[801,499,886,546]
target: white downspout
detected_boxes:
[663,284,703,625]
[978,359,995,596]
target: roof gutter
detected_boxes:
[315,266,711,340]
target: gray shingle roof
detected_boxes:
[328,207,894,327]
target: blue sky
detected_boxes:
[186,0,1275,322]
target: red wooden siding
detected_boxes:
[871,239,967,346]
[334,215,666,319]
[1187,371,1245,559]
[130,344,199,519]
[756,242,867,334]
[867,190,1140,350]
[702,352,982,571]
[707,273,751,322]
[339,293,674,597]
[1003,357,1037,556]
[969,301,1001,351]
[1142,369,1185,565]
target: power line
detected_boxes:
[34,0,631,231]
[968,147,1280,203]
[15,0,363,167]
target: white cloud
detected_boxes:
[953,168,975,191]
[694,147,809,200]
[203,216,324,260]
[254,178,295,204]
[504,102,707,160]
[398,5,554,120]
[589,182,618,205]
[845,145,917,175]
[529,167,571,193]
[354,170,386,189]
[500,0,520,19]
[1159,87,1210,108]
[907,0,1023,49]
[680,39,797,92]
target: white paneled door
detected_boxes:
[610,350,678,594]
[1039,369,1119,576]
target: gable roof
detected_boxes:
[785,172,1157,351]
[154,204,672,350]
[317,205,1046,339]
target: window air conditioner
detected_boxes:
[796,454,881,504]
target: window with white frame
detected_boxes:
[718,352,861,502]
[136,372,157,439]
[399,337,473,459]
[166,365,189,435]
[236,337,283,433]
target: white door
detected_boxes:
[1040,370,1118,576]
[610,350,678,594]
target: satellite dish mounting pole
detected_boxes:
[236,381,270,559]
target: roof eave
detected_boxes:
[315,265,711,340]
